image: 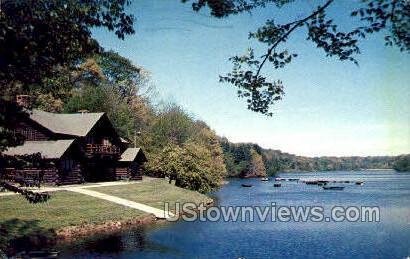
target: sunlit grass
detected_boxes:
[89,178,212,211]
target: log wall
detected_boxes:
[3,168,59,186]
[4,165,84,186]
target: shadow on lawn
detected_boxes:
[0,219,57,256]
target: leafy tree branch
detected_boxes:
[186,0,409,115]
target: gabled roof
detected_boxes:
[29,109,105,137]
[3,140,75,159]
[119,148,147,162]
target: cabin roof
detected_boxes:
[3,139,75,159]
[119,148,147,162]
[29,109,105,137]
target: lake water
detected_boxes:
[59,170,410,258]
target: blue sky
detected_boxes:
[92,0,410,157]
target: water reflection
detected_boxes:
[0,219,56,256]
[59,224,181,258]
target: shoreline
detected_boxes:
[0,178,213,255]
[56,197,214,241]
[55,213,158,240]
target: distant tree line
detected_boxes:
[220,139,409,176]
[393,155,410,172]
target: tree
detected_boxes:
[393,155,410,172]
[63,53,154,142]
[150,104,196,147]
[147,141,225,193]
[177,140,223,193]
[194,121,227,178]
[96,51,151,99]
[248,148,267,177]
[0,0,135,202]
[185,0,410,115]
[147,143,184,181]
[144,106,227,192]
[0,0,135,148]
[0,0,134,89]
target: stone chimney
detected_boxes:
[15,95,32,108]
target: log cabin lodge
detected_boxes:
[2,95,147,185]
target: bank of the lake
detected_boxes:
[59,170,409,258]
[0,178,211,254]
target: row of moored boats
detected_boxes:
[241,177,364,190]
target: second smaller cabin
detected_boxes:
[116,148,147,180]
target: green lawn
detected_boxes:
[89,178,212,211]
[0,178,210,231]
[0,191,143,230]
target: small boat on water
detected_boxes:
[273,183,281,187]
[323,186,344,190]
[241,184,253,187]
[355,181,364,186]
[305,181,319,185]
[317,180,329,185]
[261,177,269,181]
[288,178,299,182]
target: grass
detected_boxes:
[89,178,212,211]
[0,178,210,254]
[0,191,143,230]
[0,178,210,231]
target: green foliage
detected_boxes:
[96,51,147,98]
[58,53,227,193]
[186,0,409,115]
[0,0,134,88]
[0,0,135,203]
[64,86,108,113]
[393,155,410,172]
[33,93,64,113]
[150,105,196,148]
[221,139,404,176]
[176,141,220,193]
[145,107,227,192]
[0,100,26,152]
[147,141,225,193]
[220,139,265,177]
[61,52,154,142]
[194,122,227,178]
[220,48,284,116]
[249,148,267,177]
